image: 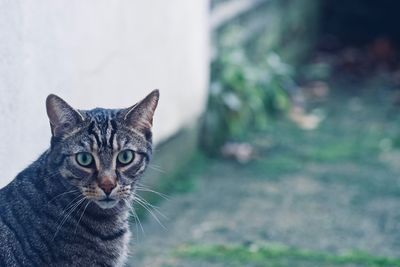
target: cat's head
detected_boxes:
[45,90,159,209]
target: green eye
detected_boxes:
[117,150,134,165]
[76,152,93,167]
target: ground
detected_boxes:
[127,78,400,267]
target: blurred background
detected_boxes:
[2,0,400,266]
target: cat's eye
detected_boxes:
[117,150,135,165]
[76,152,94,167]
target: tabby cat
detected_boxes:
[0,90,159,266]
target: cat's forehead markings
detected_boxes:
[85,108,120,151]
[91,137,99,151]
[87,108,117,121]
[106,118,116,148]
[112,133,119,152]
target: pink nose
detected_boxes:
[99,180,116,195]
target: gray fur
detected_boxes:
[0,90,159,267]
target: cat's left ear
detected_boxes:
[46,94,84,137]
[122,89,159,133]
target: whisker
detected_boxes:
[134,194,168,220]
[57,196,85,227]
[136,185,170,200]
[53,197,86,240]
[48,189,80,204]
[74,200,91,234]
[131,208,140,241]
[124,199,145,238]
[148,164,166,173]
[61,194,85,212]
[133,197,166,230]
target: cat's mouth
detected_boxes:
[95,197,119,209]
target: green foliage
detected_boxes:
[175,244,400,267]
[202,46,293,153]
[201,0,320,154]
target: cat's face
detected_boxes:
[46,90,159,209]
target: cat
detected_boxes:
[0,90,159,267]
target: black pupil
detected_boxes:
[80,153,90,165]
[123,152,129,161]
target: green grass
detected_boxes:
[306,141,361,162]
[247,154,304,179]
[303,133,382,163]
[175,244,400,267]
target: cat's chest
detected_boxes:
[54,227,131,267]
[47,208,131,267]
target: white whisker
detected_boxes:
[124,199,145,239]
[148,164,166,173]
[133,197,166,230]
[74,200,91,234]
[53,196,86,240]
[48,189,79,204]
[134,194,168,220]
[136,185,170,200]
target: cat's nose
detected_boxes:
[98,179,116,196]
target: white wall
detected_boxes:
[0,0,210,187]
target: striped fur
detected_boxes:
[0,90,159,266]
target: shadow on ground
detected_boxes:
[128,77,400,267]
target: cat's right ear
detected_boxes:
[46,94,84,137]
